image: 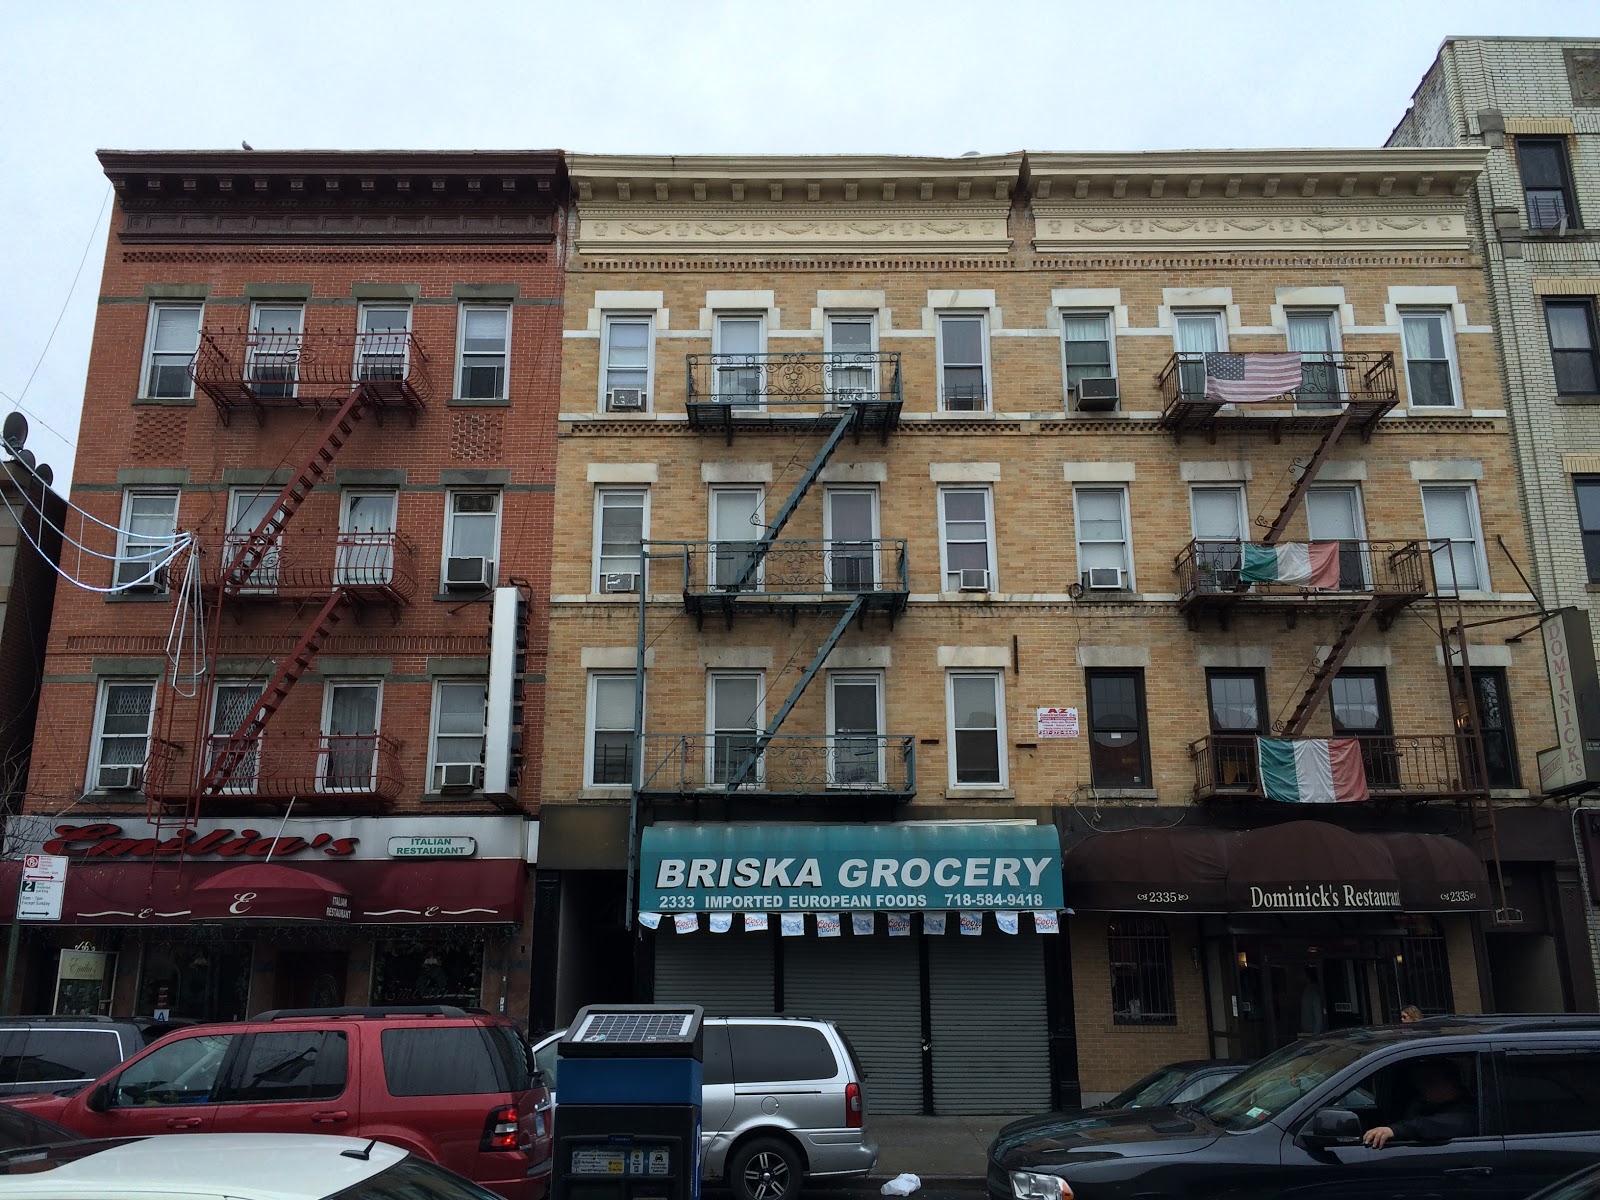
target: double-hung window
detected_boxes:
[431,681,487,791]
[938,313,988,410]
[938,486,994,592]
[594,488,647,593]
[1400,310,1459,408]
[320,680,381,792]
[356,304,412,382]
[826,313,877,402]
[1085,670,1149,789]
[947,670,1005,787]
[714,314,764,407]
[90,679,155,791]
[602,315,652,410]
[1421,483,1487,593]
[142,303,201,399]
[1286,309,1341,406]
[115,491,179,592]
[828,672,884,787]
[207,679,263,792]
[1061,311,1114,401]
[1172,309,1224,398]
[1546,300,1600,396]
[443,491,500,589]
[1075,486,1132,590]
[587,673,638,787]
[248,303,304,398]
[708,672,762,786]
[1517,137,1580,230]
[458,305,510,400]
[1575,477,1600,583]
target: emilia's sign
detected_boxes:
[42,823,360,860]
[640,822,1064,913]
[1246,883,1402,912]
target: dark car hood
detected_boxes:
[991,1106,1223,1168]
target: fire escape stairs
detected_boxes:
[725,593,867,790]
[1279,596,1382,737]
[1259,403,1361,546]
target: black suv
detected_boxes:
[0,1016,143,1098]
[990,1016,1600,1200]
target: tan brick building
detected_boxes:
[535,147,1581,1110]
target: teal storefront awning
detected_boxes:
[639,822,1064,914]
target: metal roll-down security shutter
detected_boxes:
[782,934,924,1115]
[928,932,1050,1113]
[653,931,775,1015]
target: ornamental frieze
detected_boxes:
[1033,205,1470,252]
[577,205,1012,255]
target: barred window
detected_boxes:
[1393,914,1453,1019]
[1109,915,1176,1025]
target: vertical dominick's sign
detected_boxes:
[1539,608,1600,796]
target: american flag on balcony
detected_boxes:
[1204,352,1304,403]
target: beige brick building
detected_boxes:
[535,149,1568,1111]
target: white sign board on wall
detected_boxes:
[18,854,68,921]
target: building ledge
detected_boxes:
[940,788,1016,801]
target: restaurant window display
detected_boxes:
[372,937,483,1008]
[135,940,252,1023]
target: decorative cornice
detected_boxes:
[1023,148,1486,198]
[578,205,1011,255]
[1031,204,1473,253]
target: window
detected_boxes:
[207,680,263,792]
[826,313,877,401]
[586,673,637,787]
[708,672,762,786]
[1327,1052,1482,1142]
[1306,485,1369,589]
[1172,309,1224,397]
[248,303,304,398]
[947,670,1005,787]
[1575,477,1600,583]
[1517,137,1580,230]
[431,681,486,791]
[594,488,647,593]
[115,490,179,591]
[828,673,883,787]
[336,491,397,586]
[938,486,994,592]
[1108,916,1175,1025]
[727,1024,838,1083]
[1546,300,1600,396]
[1400,310,1459,407]
[219,1030,347,1104]
[1421,483,1486,592]
[380,1027,518,1097]
[1501,1052,1600,1136]
[1085,670,1149,789]
[1189,485,1246,591]
[320,681,381,792]
[1394,914,1453,1018]
[938,313,988,410]
[7,1029,123,1085]
[356,304,411,382]
[825,488,879,593]
[90,679,154,790]
[602,314,652,408]
[110,1032,235,1108]
[1207,669,1265,791]
[1061,310,1114,398]
[714,314,764,406]
[1455,667,1520,790]
[457,304,510,399]
[142,303,201,399]
[1074,486,1132,589]
[225,489,280,591]
[1286,309,1340,406]
[709,486,765,591]
[443,491,500,588]
[1332,669,1398,790]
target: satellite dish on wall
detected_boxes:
[34,463,53,487]
[1,412,27,455]
[15,448,35,473]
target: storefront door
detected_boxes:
[1237,938,1383,1057]
[272,951,348,1010]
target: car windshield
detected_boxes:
[1108,1065,1187,1109]
[1196,1038,1370,1131]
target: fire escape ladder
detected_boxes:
[193,589,351,796]
[725,593,867,790]
[219,385,372,588]
[731,406,857,591]
[1260,403,1359,546]
[1280,596,1382,737]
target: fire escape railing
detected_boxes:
[192,328,432,420]
[632,734,917,800]
[1188,733,1488,803]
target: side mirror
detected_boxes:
[1302,1107,1363,1147]
[84,1081,113,1113]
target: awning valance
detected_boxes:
[1064,821,1489,914]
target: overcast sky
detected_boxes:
[0,0,1591,487]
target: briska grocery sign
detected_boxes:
[42,823,359,860]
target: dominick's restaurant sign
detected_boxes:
[42,823,360,860]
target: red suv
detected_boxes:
[6,1005,551,1200]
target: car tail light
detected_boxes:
[482,1104,520,1151]
[845,1081,863,1129]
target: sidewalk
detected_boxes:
[862,1114,1004,1183]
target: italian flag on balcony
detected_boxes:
[1239,542,1341,588]
[1256,737,1370,803]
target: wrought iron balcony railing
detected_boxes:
[655,539,909,617]
[145,733,404,807]
[1174,539,1430,610]
[1157,351,1397,437]
[630,733,916,800]
[192,328,433,415]
[196,531,419,606]
[684,352,903,432]
[1188,733,1487,803]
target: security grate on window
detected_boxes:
[1395,915,1454,1018]
[1109,915,1177,1025]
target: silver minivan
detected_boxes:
[533,1015,877,1200]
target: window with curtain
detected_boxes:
[1172,310,1223,397]
[1061,311,1114,396]
[1109,916,1176,1025]
[249,304,304,398]
[321,682,380,791]
[1286,309,1339,406]
[144,303,201,399]
[1545,300,1600,396]
[1086,670,1149,788]
[1421,484,1484,592]
[1400,310,1458,407]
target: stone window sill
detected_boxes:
[132,394,197,407]
[1555,395,1600,407]
[941,787,1016,801]
[447,395,512,408]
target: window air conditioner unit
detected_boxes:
[1075,376,1120,411]
[114,559,165,592]
[603,572,640,594]
[1085,567,1126,590]
[437,762,484,792]
[445,556,492,590]
[607,387,646,411]
[98,765,143,791]
[956,568,991,592]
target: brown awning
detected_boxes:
[1064,821,1490,915]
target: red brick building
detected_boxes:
[7,151,564,1023]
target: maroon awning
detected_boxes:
[191,864,354,923]
[0,859,525,925]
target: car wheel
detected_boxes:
[730,1136,801,1200]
